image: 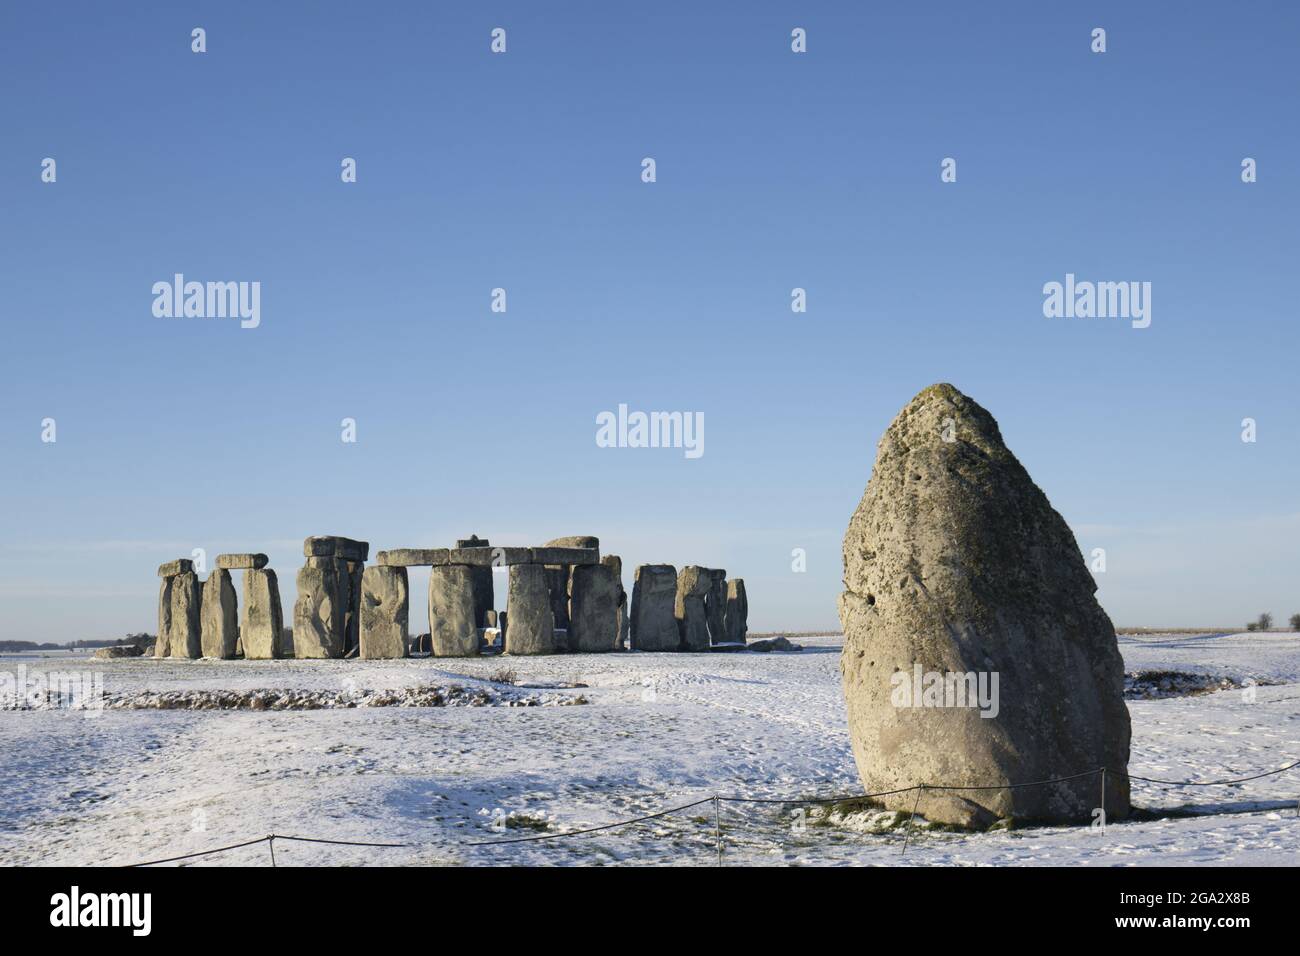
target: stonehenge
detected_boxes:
[149,534,749,660]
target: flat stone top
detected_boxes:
[215,553,268,569]
[303,536,369,561]
[157,558,194,577]
[377,546,599,568]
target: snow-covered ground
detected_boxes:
[1,632,1297,866]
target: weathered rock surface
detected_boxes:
[544,565,571,632]
[241,568,283,659]
[839,383,1131,827]
[303,535,369,561]
[360,565,409,659]
[157,558,194,578]
[215,553,268,570]
[504,564,556,655]
[293,558,344,658]
[704,568,727,646]
[602,555,629,650]
[630,564,678,651]
[429,565,480,657]
[377,548,449,567]
[201,569,239,659]
[674,566,712,652]
[723,578,748,644]
[544,535,599,550]
[342,559,363,655]
[569,563,620,652]
[748,635,800,652]
[163,572,202,659]
[93,644,144,659]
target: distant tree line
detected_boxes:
[0,632,154,653]
[1246,613,1300,632]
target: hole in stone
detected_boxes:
[866,594,876,605]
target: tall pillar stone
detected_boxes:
[360,565,409,659]
[242,568,284,659]
[704,568,727,646]
[569,563,620,652]
[505,563,556,655]
[724,578,749,644]
[455,535,495,627]
[201,568,239,659]
[675,566,712,652]
[294,558,344,658]
[295,536,368,658]
[630,564,678,651]
[602,555,628,650]
[156,560,202,659]
[429,565,479,657]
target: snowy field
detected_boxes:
[1,632,1297,866]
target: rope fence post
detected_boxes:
[1100,767,1106,828]
[268,834,277,867]
[713,795,722,867]
[901,785,925,857]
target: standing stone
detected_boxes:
[723,578,749,644]
[200,569,239,659]
[839,384,1132,827]
[630,564,679,651]
[569,563,620,652]
[674,566,712,652]
[602,555,629,650]
[504,564,556,655]
[242,568,284,660]
[429,565,479,657]
[165,571,202,659]
[294,558,344,658]
[156,576,174,658]
[704,569,727,646]
[455,535,495,627]
[341,559,364,655]
[543,565,571,632]
[360,565,409,659]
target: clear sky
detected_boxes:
[2,1,1297,642]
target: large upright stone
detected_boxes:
[201,569,239,659]
[543,566,571,631]
[360,565,409,659]
[703,568,727,646]
[630,564,679,651]
[839,384,1131,827]
[454,535,495,627]
[602,555,629,650]
[504,564,556,655]
[242,568,284,660]
[674,566,712,652]
[294,558,344,658]
[569,563,620,652]
[428,565,479,657]
[341,559,363,656]
[159,571,201,659]
[723,578,748,644]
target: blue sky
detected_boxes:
[2,1,1297,641]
